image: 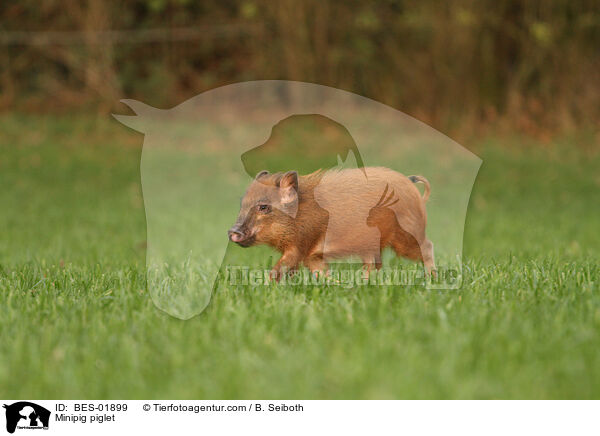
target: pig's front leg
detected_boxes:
[270,248,301,282]
[305,254,328,279]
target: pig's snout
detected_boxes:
[228,225,255,246]
[228,227,244,242]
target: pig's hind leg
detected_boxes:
[390,227,423,262]
[420,238,436,276]
[391,230,436,276]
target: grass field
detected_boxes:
[0,115,599,399]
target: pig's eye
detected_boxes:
[257,204,271,213]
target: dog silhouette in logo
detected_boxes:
[3,402,50,434]
[241,114,366,177]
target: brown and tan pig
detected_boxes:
[228,167,435,280]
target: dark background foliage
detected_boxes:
[1,0,599,137]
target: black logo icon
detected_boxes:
[3,402,50,434]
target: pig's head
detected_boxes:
[228,170,299,247]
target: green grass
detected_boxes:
[0,114,599,398]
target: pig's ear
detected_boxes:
[278,171,298,204]
[256,170,269,180]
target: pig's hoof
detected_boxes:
[268,269,281,282]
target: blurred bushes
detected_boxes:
[1,0,599,136]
